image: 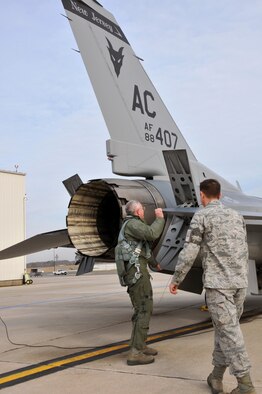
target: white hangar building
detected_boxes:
[0,170,26,286]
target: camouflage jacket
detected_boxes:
[171,200,249,289]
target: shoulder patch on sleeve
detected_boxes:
[185,229,192,242]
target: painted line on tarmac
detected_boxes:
[0,319,213,388]
[0,308,260,389]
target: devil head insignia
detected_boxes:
[106,38,124,77]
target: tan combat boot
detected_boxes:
[142,346,158,356]
[230,373,256,394]
[207,366,227,394]
[127,348,154,366]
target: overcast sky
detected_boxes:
[1,1,262,262]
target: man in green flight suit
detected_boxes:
[116,200,164,366]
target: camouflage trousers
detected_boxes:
[127,271,153,351]
[205,288,251,377]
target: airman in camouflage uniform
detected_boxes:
[169,179,256,394]
[117,200,164,366]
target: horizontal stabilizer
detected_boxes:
[0,229,71,260]
[179,266,203,294]
[240,211,262,221]
[163,207,262,222]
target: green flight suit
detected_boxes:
[123,215,165,351]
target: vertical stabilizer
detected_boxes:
[61,0,196,177]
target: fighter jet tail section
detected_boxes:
[0,1,261,296]
[61,0,196,178]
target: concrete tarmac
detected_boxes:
[0,271,261,393]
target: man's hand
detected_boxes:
[155,208,164,218]
[169,283,178,295]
